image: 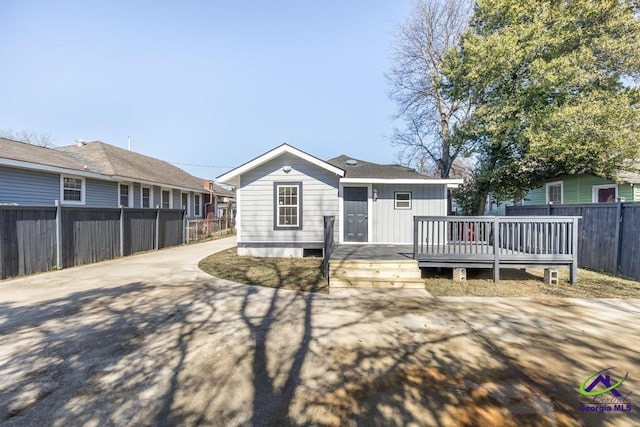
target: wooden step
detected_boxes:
[329,277,425,289]
[329,260,419,270]
[329,267,422,279]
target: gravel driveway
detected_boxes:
[1,236,638,426]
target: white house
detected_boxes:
[218,144,463,257]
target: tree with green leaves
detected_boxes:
[445,0,640,214]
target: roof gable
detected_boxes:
[217,143,345,185]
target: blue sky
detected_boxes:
[1,1,413,180]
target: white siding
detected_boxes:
[371,183,446,244]
[239,152,340,245]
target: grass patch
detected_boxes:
[424,267,640,298]
[199,247,328,293]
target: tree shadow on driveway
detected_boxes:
[1,273,638,426]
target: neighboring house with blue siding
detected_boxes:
[218,144,462,257]
[0,137,209,219]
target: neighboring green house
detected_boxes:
[482,171,640,215]
[525,173,640,205]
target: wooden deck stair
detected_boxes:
[329,259,425,289]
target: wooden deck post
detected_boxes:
[413,216,419,260]
[570,217,579,284]
[493,217,500,283]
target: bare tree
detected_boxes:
[387,0,473,179]
[0,129,56,147]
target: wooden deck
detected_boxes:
[414,216,580,283]
[323,216,581,285]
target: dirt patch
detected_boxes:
[199,247,328,293]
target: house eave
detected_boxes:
[339,177,464,185]
[0,157,109,180]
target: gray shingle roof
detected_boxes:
[0,137,87,171]
[55,141,206,191]
[327,155,436,179]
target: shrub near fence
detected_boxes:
[0,205,185,280]
[506,202,640,280]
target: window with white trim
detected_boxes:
[194,194,201,217]
[61,176,85,204]
[592,184,617,203]
[394,192,412,209]
[161,190,171,209]
[546,181,563,204]
[119,183,131,207]
[275,183,301,229]
[141,187,151,208]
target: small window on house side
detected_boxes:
[62,176,84,204]
[119,184,130,207]
[546,182,563,204]
[161,190,170,209]
[142,187,151,208]
[395,192,412,209]
[194,194,201,217]
[274,183,302,229]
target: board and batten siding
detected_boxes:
[0,166,60,205]
[239,152,340,247]
[371,183,446,244]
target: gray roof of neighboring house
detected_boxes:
[327,155,436,179]
[56,141,206,192]
[0,137,87,171]
[209,182,235,198]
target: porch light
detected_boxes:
[373,188,378,201]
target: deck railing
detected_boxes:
[413,216,580,283]
[323,215,336,279]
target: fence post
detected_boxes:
[493,217,500,283]
[55,200,62,269]
[119,207,125,257]
[184,210,188,244]
[613,202,623,275]
[155,208,160,250]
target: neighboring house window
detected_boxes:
[194,194,201,217]
[546,181,563,204]
[119,184,131,207]
[395,192,412,209]
[161,190,171,209]
[274,182,302,229]
[141,187,151,208]
[592,184,617,203]
[61,176,85,204]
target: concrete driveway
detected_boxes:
[1,236,638,426]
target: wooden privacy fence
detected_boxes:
[0,205,185,280]
[413,216,580,283]
[507,202,640,280]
